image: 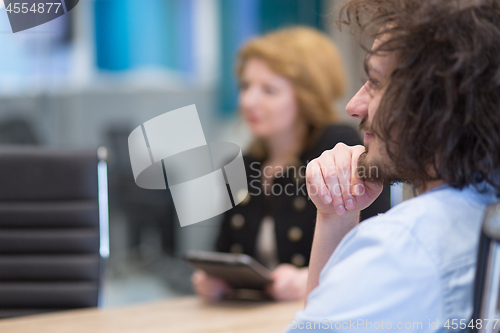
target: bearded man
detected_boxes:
[287,0,500,331]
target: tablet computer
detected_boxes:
[185,250,272,290]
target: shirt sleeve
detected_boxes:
[284,220,444,332]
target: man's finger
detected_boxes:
[306,160,332,204]
[318,153,345,215]
[333,153,357,211]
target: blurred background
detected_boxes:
[0,0,386,307]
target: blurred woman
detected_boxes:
[192,26,390,301]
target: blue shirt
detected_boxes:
[285,184,498,332]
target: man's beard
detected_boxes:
[357,146,409,186]
[357,118,411,186]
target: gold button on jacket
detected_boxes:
[230,243,244,253]
[291,254,306,267]
[287,226,303,242]
[231,214,245,229]
[238,189,250,205]
[293,197,306,211]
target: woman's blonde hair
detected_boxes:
[236,26,346,160]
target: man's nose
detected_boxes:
[346,85,369,119]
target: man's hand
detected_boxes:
[265,264,308,301]
[305,143,382,217]
[304,143,384,300]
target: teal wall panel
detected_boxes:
[94,0,194,73]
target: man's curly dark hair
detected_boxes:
[339,0,500,192]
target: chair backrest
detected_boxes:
[472,202,500,333]
[0,146,109,319]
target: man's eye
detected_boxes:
[368,77,379,88]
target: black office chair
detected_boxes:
[0,146,109,319]
[0,118,38,145]
[105,126,176,256]
[472,202,500,333]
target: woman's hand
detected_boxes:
[265,264,308,301]
[305,143,383,217]
[191,270,233,301]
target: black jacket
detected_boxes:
[216,124,391,267]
